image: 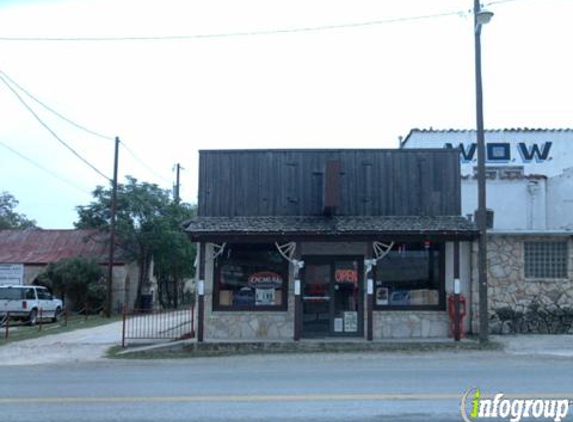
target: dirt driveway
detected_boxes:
[0,320,124,366]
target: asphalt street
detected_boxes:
[1,350,572,422]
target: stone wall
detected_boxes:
[475,235,573,334]
[373,311,449,338]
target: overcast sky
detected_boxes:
[1,0,571,229]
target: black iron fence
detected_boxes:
[121,304,195,347]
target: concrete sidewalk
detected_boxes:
[493,334,573,358]
[0,320,123,366]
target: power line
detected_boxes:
[1,70,170,185]
[0,139,91,194]
[0,8,472,42]
[0,74,111,181]
[120,141,172,184]
[0,70,114,141]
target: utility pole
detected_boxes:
[474,0,494,343]
[174,163,183,202]
[105,137,120,318]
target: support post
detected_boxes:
[366,244,374,341]
[106,136,120,318]
[197,242,205,342]
[121,303,127,348]
[294,278,301,341]
[454,241,461,342]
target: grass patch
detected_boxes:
[0,315,121,345]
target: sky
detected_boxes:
[0,0,572,229]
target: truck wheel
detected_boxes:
[28,309,38,326]
[52,307,62,323]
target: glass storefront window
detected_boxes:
[214,243,288,311]
[374,242,444,310]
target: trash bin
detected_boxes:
[140,294,153,312]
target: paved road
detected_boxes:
[1,350,572,422]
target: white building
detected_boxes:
[402,129,573,334]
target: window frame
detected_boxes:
[524,241,569,280]
[212,243,289,312]
[372,242,446,311]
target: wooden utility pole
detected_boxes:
[174,163,182,202]
[105,137,120,318]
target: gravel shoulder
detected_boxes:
[0,320,123,366]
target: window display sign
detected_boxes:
[343,311,358,332]
[248,271,283,289]
[375,287,389,306]
[335,269,358,284]
[255,288,276,306]
[0,264,23,285]
[334,318,343,333]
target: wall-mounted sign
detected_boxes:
[0,264,23,285]
[335,269,358,284]
[444,142,553,164]
[248,271,283,289]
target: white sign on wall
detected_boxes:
[402,130,573,178]
[0,264,24,285]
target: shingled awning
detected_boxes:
[183,215,478,241]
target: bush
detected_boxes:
[37,258,105,312]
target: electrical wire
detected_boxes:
[0,8,471,42]
[0,139,92,194]
[1,70,171,185]
[120,141,172,184]
[0,70,114,141]
[0,75,111,181]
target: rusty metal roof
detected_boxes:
[0,229,127,265]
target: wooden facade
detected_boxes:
[198,149,461,218]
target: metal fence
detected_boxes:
[121,304,195,347]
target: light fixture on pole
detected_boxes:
[474,0,493,343]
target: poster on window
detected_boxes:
[376,287,389,306]
[248,271,283,289]
[255,288,276,306]
[334,318,343,333]
[343,311,358,332]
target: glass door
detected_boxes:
[302,258,363,337]
[332,260,361,336]
[302,263,331,336]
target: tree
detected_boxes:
[37,257,105,311]
[75,176,196,308]
[0,191,37,229]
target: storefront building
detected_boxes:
[184,149,478,341]
[402,129,573,334]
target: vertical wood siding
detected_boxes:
[198,149,461,217]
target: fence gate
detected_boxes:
[122,304,195,347]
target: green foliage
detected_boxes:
[37,257,105,311]
[75,176,196,308]
[0,191,37,229]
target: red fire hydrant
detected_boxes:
[447,294,467,339]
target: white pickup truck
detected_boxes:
[0,285,63,325]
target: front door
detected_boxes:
[302,257,363,337]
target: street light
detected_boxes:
[474,0,493,343]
